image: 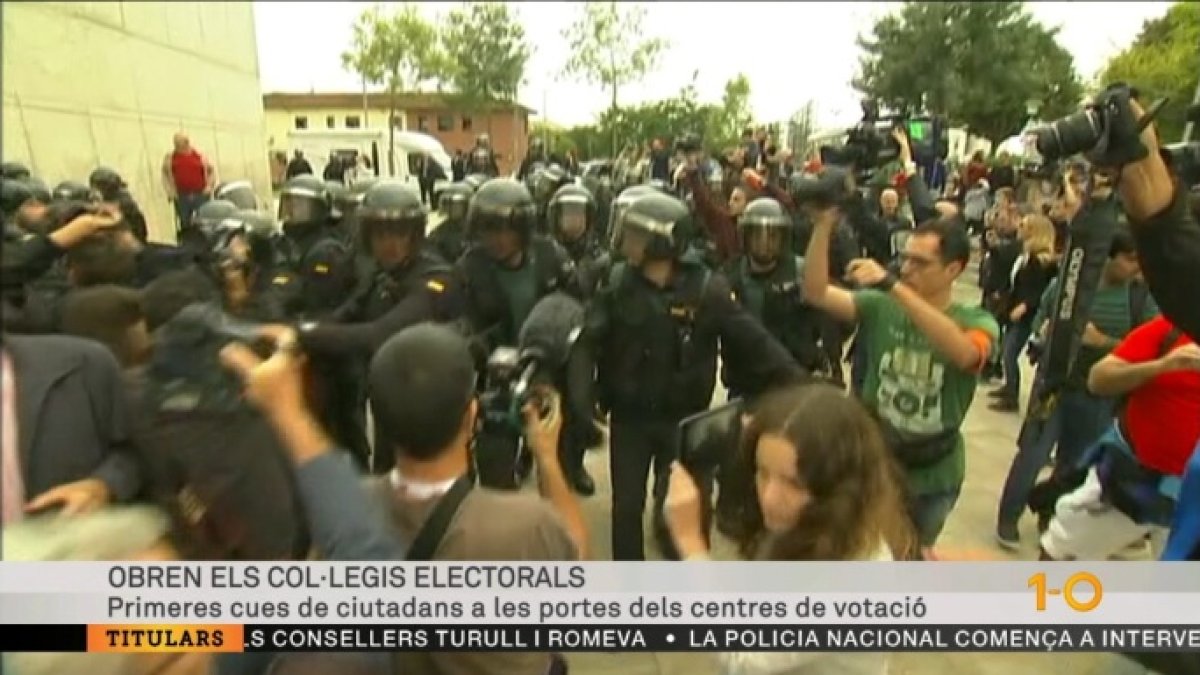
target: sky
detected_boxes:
[253,1,1173,131]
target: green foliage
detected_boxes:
[530,121,578,155]
[1101,2,1200,143]
[441,1,532,106]
[561,1,668,153]
[853,1,1083,143]
[341,4,444,95]
[707,73,753,150]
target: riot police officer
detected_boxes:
[585,192,804,560]
[89,167,148,243]
[293,181,463,472]
[2,177,51,238]
[185,199,239,255]
[214,180,260,211]
[547,183,608,298]
[517,137,547,180]
[1,162,31,181]
[207,209,294,321]
[533,164,572,234]
[468,134,500,177]
[726,198,821,374]
[458,177,594,494]
[277,174,356,318]
[605,184,657,254]
[429,180,473,264]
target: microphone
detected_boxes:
[517,291,585,368]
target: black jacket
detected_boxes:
[981,235,1021,297]
[1007,253,1057,319]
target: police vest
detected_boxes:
[727,255,821,371]
[599,259,717,418]
[461,237,571,348]
[360,252,455,322]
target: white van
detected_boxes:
[285,129,451,186]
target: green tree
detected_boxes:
[596,73,719,155]
[561,1,668,155]
[707,74,753,150]
[342,4,445,175]
[1101,2,1200,143]
[854,1,1083,143]
[441,2,532,161]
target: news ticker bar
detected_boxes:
[5,624,1200,654]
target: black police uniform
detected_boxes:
[207,209,297,322]
[277,175,356,319]
[457,178,595,493]
[585,192,805,560]
[548,183,609,299]
[469,145,500,178]
[428,181,473,265]
[517,140,547,181]
[725,198,821,374]
[297,181,463,473]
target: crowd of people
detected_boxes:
[1,83,1199,675]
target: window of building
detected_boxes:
[326,115,336,129]
[461,116,473,131]
[294,116,308,130]
[437,114,454,132]
[417,115,429,132]
[345,115,362,129]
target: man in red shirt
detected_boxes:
[1040,316,1200,560]
[161,132,215,236]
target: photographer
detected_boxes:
[802,169,999,550]
[665,383,914,674]
[362,323,585,675]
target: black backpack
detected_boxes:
[134,305,309,560]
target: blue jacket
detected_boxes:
[1163,442,1200,561]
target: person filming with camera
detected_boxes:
[799,137,1000,552]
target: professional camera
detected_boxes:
[788,165,854,208]
[674,132,703,155]
[473,292,586,490]
[823,100,947,181]
[1030,85,1168,165]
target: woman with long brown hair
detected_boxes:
[665,383,915,674]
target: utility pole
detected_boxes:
[362,76,369,128]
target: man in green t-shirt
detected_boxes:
[804,201,999,549]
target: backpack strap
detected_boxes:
[406,476,473,561]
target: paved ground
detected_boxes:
[562,266,1153,675]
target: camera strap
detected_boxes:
[406,475,473,562]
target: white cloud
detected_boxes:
[253,1,1172,130]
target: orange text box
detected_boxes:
[87,624,244,653]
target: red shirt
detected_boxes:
[1112,316,1200,475]
[171,149,208,193]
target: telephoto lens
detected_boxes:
[1033,108,1104,161]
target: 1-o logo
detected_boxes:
[1028,572,1103,612]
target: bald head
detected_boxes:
[173,133,190,153]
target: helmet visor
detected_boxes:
[743,225,785,262]
[278,194,319,225]
[441,195,469,222]
[555,200,588,241]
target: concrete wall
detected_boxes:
[2,1,270,242]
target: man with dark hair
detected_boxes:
[804,196,999,551]
[363,322,586,675]
[60,285,150,369]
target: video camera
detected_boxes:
[474,292,586,490]
[821,100,947,182]
[1029,85,1168,167]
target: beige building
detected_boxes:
[2,1,270,242]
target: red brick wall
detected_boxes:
[405,108,528,175]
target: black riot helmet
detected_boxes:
[646,178,672,194]
[547,184,596,245]
[357,181,427,254]
[438,181,475,223]
[278,174,331,231]
[613,192,694,263]
[470,147,492,172]
[23,177,52,206]
[1,162,31,181]
[211,209,280,271]
[534,164,571,208]
[53,180,91,204]
[467,178,536,244]
[523,162,546,195]
[476,133,491,149]
[88,167,127,202]
[1,179,34,222]
[739,197,792,266]
[607,184,657,250]
[214,180,259,211]
[325,180,349,221]
[190,199,240,244]
[345,175,379,219]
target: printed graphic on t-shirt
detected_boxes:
[876,342,946,436]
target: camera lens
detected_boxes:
[1033,109,1102,161]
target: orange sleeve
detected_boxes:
[965,328,994,373]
